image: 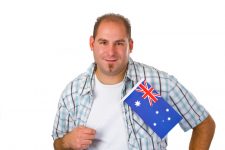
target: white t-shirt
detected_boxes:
[86,76,129,150]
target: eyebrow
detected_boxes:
[115,39,126,43]
[97,38,126,43]
[97,38,108,42]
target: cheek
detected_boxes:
[120,49,130,57]
[93,49,104,60]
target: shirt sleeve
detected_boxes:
[168,75,209,131]
[52,96,71,140]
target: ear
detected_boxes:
[129,38,134,53]
[89,36,95,51]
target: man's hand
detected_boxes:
[54,126,96,150]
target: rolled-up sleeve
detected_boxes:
[168,75,209,131]
[52,97,70,140]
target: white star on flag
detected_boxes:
[135,100,141,107]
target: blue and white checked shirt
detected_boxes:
[52,58,208,150]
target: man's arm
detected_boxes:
[189,115,215,150]
[53,126,96,150]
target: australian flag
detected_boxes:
[122,79,182,139]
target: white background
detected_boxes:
[0,0,224,149]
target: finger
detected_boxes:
[80,139,93,145]
[79,133,95,140]
[79,126,96,134]
[81,127,96,135]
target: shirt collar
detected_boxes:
[78,63,96,96]
[125,57,140,83]
[79,57,140,96]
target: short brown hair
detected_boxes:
[93,13,131,39]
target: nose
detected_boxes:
[107,44,116,56]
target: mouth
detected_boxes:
[104,59,117,62]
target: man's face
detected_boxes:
[89,21,133,77]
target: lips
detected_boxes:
[104,58,117,62]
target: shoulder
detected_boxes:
[129,59,171,80]
[61,72,91,98]
[129,59,179,92]
[60,62,96,99]
[63,62,95,95]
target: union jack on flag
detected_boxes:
[122,79,182,139]
[136,80,160,107]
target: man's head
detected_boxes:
[89,13,133,84]
[92,13,132,40]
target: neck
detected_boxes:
[95,69,126,85]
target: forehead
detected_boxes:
[95,20,127,38]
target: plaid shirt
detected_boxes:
[52,58,208,150]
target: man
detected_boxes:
[52,13,215,150]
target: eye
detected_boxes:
[116,42,124,46]
[99,41,107,45]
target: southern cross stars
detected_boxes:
[153,108,172,127]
